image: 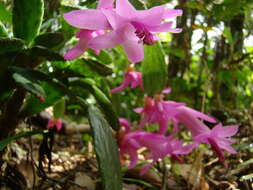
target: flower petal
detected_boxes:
[64,38,89,60]
[97,0,114,9]
[63,10,111,30]
[116,0,136,19]
[121,29,144,63]
[89,30,123,50]
[163,9,183,18]
[135,6,165,26]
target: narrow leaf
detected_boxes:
[88,105,122,190]
[13,0,44,44]
[141,43,167,95]
[0,130,47,151]
[12,71,46,99]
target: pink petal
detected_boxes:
[116,0,136,19]
[213,124,239,138]
[89,30,123,50]
[135,6,166,26]
[167,28,183,33]
[163,9,183,18]
[63,10,111,30]
[56,119,62,131]
[119,118,131,132]
[133,107,143,113]
[181,107,216,123]
[64,38,89,60]
[97,0,114,9]
[162,88,172,94]
[102,9,127,30]
[121,35,144,62]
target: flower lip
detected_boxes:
[132,22,155,45]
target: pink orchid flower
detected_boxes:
[110,70,143,93]
[89,0,182,62]
[47,118,62,132]
[120,131,194,175]
[64,0,182,62]
[134,95,184,134]
[63,0,113,60]
[175,106,238,161]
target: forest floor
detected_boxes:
[0,110,253,190]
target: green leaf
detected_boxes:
[53,98,66,118]
[29,46,65,61]
[71,79,120,130]
[88,105,122,190]
[13,0,44,44]
[0,130,47,151]
[82,59,113,76]
[0,37,25,54]
[21,82,64,116]
[141,43,167,95]
[34,32,65,49]
[12,72,46,98]
[0,2,12,23]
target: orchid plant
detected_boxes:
[63,0,239,176]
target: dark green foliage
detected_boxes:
[0,37,25,54]
[34,32,65,49]
[13,0,44,44]
[88,105,122,190]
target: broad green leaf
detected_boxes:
[34,32,65,49]
[0,37,25,54]
[88,105,122,190]
[141,43,167,95]
[0,130,47,151]
[0,2,12,23]
[29,46,65,61]
[53,98,66,118]
[13,0,44,44]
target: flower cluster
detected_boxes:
[63,0,182,62]
[63,0,239,175]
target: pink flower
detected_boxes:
[63,0,113,60]
[175,106,238,161]
[47,118,62,132]
[64,29,104,60]
[89,0,182,62]
[110,71,143,93]
[64,0,182,62]
[134,95,184,134]
[120,131,194,175]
